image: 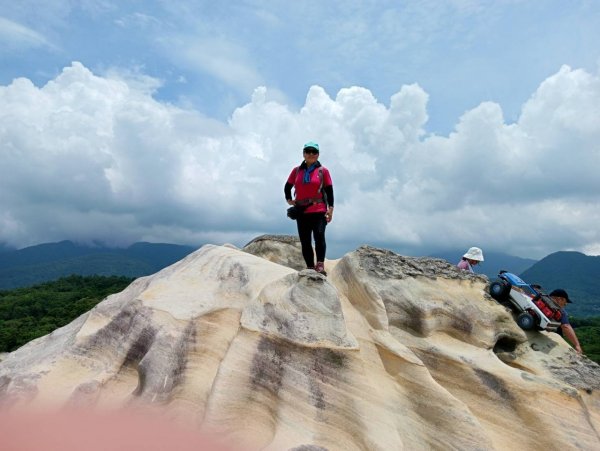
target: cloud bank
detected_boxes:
[1,62,599,258]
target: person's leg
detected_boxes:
[312,214,327,270]
[296,215,315,268]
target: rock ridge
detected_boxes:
[0,236,598,451]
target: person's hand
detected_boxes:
[325,208,333,223]
[575,344,583,354]
[287,199,295,206]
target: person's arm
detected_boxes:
[324,185,334,222]
[284,182,294,205]
[561,323,583,354]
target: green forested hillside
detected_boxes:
[0,241,196,290]
[571,317,600,364]
[0,254,151,290]
[0,275,133,352]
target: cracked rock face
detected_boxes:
[0,238,599,451]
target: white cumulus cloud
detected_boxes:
[1,62,599,258]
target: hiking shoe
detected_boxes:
[315,262,327,275]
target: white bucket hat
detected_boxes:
[463,247,484,262]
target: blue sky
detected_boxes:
[1,1,600,259]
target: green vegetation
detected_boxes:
[571,317,600,364]
[0,241,196,290]
[0,275,133,352]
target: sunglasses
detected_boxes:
[303,148,319,155]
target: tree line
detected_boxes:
[0,275,133,352]
[570,317,600,363]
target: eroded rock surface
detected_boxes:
[243,234,305,271]
[241,269,358,349]
[0,238,598,451]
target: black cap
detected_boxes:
[549,288,572,303]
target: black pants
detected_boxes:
[296,213,327,267]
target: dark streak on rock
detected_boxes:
[308,380,325,410]
[0,375,11,397]
[474,368,514,401]
[78,302,153,353]
[249,336,350,414]
[308,349,347,411]
[263,303,293,336]
[222,262,249,288]
[386,301,426,336]
[128,327,158,396]
[250,336,289,396]
[170,321,195,389]
[133,366,147,396]
[451,316,474,334]
[308,360,326,410]
[134,322,196,401]
[318,349,346,369]
[124,326,157,367]
[413,349,441,371]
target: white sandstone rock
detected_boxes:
[0,238,598,450]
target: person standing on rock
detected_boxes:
[549,288,583,354]
[284,141,334,275]
[457,247,484,273]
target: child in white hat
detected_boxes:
[457,247,484,273]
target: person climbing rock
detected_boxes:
[549,288,583,354]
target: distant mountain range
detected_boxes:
[0,241,197,290]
